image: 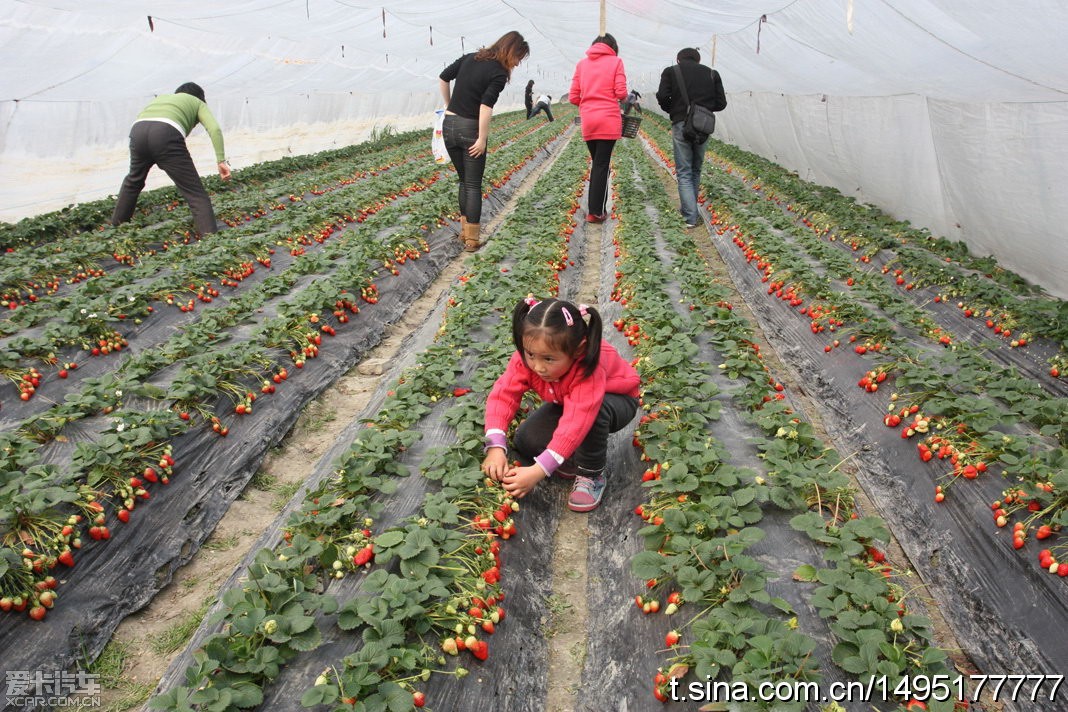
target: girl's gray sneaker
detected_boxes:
[568,472,606,512]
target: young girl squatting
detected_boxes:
[481,297,640,512]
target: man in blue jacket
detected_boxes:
[656,48,727,228]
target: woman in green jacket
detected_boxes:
[111,82,231,235]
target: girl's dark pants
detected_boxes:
[513,393,639,473]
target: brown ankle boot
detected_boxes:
[463,222,481,251]
[458,216,467,247]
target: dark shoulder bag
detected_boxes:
[673,64,716,143]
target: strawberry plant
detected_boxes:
[149,124,584,710]
[608,135,963,707]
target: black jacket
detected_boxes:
[656,60,727,124]
[440,53,509,120]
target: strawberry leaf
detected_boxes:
[300,684,337,708]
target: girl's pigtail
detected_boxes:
[580,304,602,377]
[512,296,536,355]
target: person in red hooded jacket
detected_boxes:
[569,34,628,223]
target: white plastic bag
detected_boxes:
[431,109,448,164]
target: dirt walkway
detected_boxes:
[545,194,604,712]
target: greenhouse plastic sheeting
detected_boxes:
[3,1,1066,297]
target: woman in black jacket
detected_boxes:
[439,31,530,250]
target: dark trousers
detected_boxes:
[111,121,218,235]
[442,114,487,224]
[531,101,555,122]
[513,393,639,473]
[585,139,616,217]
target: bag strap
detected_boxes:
[673,64,691,112]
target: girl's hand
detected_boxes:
[467,136,487,157]
[501,465,546,498]
[481,448,508,481]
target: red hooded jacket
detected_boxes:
[569,42,628,141]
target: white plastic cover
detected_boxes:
[1,1,1065,295]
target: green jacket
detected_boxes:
[137,93,226,163]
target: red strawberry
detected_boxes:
[413,692,426,708]
[58,550,75,567]
[453,387,471,397]
[665,630,680,646]
[471,640,489,661]
[117,509,130,524]
[353,545,374,566]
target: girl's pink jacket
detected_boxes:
[569,42,628,141]
[485,342,640,463]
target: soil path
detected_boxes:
[545,191,604,711]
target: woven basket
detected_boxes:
[621,103,642,138]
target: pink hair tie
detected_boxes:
[561,307,574,326]
[524,295,540,307]
[578,304,589,317]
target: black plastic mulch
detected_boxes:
[0,127,571,712]
[151,131,579,711]
[703,180,1068,712]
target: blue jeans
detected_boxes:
[671,121,708,225]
